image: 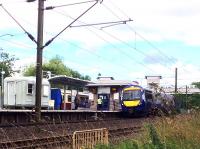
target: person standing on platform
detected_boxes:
[97,97,103,110]
[74,94,79,110]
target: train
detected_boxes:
[120,85,175,116]
[2,76,174,115]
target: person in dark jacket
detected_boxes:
[74,94,79,110]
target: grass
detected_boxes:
[94,111,200,149]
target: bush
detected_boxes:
[94,112,200,149]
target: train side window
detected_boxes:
[145,91,153,101]
[27,83,33,95]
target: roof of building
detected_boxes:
[4,77,49,84]
[48,75,93,87]
[87,80,138,87]
[145,76,162,79]
[163,87,200,94]
[96,76,114,80]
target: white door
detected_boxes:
[7,81,16,106]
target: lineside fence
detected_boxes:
[72,128,108,149]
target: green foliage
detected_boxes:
[0,49,18,85]
[187,94,200,109]
[23,56,91,80]
[192,82,200,89]
[174,92,200,111]
[147,124,164,149]
[94,112,200,149]
[174,93,187,110]
[117,140,139,149]
[23,64,36,76]
[94,144,112,149]
[94,140,139,149]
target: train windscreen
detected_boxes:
[122,90,141,101]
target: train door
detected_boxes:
[144,90,153,111]
[98,94,110,110]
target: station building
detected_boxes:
[48,75,92,110]
[47,75,139,111]
[86,77,138,111]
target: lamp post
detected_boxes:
[1,69,5,109]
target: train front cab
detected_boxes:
[121,85,153,116]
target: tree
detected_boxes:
[23,56,91,80]
[192,82,200,89]
[0,49,18,86]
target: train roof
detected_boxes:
[123,85,153,92]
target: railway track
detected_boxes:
[0,118,148,148]
[0,118,123,128]
[0,126,143,149]
[0,135,71,149]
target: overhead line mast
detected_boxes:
[19,0,132,122]
[1,1,132,122]
[28,0,101,122]
[35,0,44,122]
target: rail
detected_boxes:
[0,118,147,148]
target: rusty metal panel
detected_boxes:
[73,128,108,149]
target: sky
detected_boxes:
[0,0,200,87]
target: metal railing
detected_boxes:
[73,128,108,149]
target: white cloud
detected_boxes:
[1,0,200,85]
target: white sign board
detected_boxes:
[98,87,110,94]
[89,93,94,100]
[113,93,119,100]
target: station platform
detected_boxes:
[0,109,121,125]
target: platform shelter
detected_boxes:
[48,75,93,110]
[87,77,138,111]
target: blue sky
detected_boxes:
[1,0,200,87]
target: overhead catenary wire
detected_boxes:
[101,3,174,67]
[100,3,173,68]
[1,0,195,82]
[0,0,169,75]
[43,29,141,75]
[40,8,154,76]
[0,4,37,44]
[0,3,132,76]
[45,0,98,10]
[0,0,157,75]
[105,0,191,73]
[0,38,34,49]
[0,17,131,78]
[69,19,132,28]
[52,10,160,75]
[42,0,100,49]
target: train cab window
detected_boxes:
[27,83,33,95]
[123,90,141,100]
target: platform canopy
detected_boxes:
[86,80,138,87]
[48,75,93,88]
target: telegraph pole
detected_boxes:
[35,0,44,122]
[175,67,178,93]
[22,0,132,122]
[186,85,188,109]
